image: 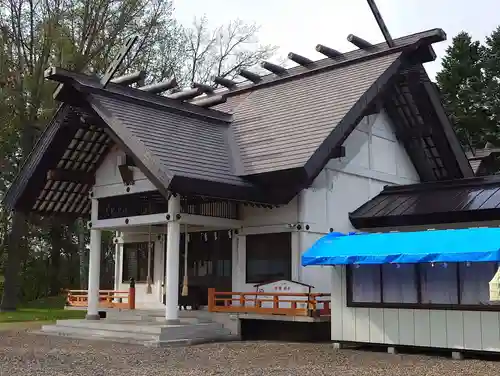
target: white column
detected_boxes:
[113,231,121,300]
[165,195,181,321]
[86,228,102,320]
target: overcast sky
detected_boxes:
[172,0,500,80]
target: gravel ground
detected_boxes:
[1,329,500,375]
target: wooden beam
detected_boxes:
[47,169,95,184]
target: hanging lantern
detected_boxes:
[228,230,232,239]
[489,265,500,302]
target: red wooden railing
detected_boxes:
[65,279,136,310]
[207,288,331,317]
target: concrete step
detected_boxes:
[39,319,233,346]
[54,319,225,335]
[54,319,166,335]
[40,325,159,343]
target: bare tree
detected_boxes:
[0,1,278,311]
[180,16,278,86]
[0,0,181,311]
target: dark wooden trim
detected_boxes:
[47,169,95,185]
[170,175,285,206]
[5,106,82,212]
[423,79,473,178]
[347,301,500,312]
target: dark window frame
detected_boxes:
[122,241,154,283]
[245,232,292,284]
[347,262,500,312]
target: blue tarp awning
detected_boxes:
[301,228,500,266]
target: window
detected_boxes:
[246,233,291,284]
[382,263,418,303]
[459,262,497,305]
[122,242,154,283]
[348,262,500,310]
[351,265,381,303]
[420,263,458,304]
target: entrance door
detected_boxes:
[164,230,232,307]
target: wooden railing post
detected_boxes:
[65,291,71,306]
[273,295,279,310]
[128,278,136,310]
[208,288,215,312]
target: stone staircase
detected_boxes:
[38,311,238,347]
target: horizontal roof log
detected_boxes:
[47,169,95,185]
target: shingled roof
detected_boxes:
[3,27,473,217]
[349,175,500,229]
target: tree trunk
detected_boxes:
[77,218,88,289]
[0,211,27,311]
[49,223,62,296]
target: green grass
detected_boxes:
[0,295,86,323]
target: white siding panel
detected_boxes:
[398,309,415,346]
[463,311,482,350]
[369,308,385,343]
[355,308,371,342]
[429,311,447,348]
[383,309,399,344]
[481,312,500,351]
[331,267,344,341]
[446,311,464,349]
[414,310,431,347]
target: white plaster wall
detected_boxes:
[298,111,420,294]
[240,197,298,228]
[331,266,500,352]
[93,146,157,197]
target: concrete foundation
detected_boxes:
[387,346,398,355]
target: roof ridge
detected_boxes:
[45,67,233,123]
[202,28,446,100]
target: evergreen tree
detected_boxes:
[482,26,500,146]
[436,32,492,149]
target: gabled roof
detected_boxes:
[3,28,473,217]
[217,52,402,175]
[466,148,500,175]
[349,175,500,229]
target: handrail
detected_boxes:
[65,279,136,310]
[207,288,331,317]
